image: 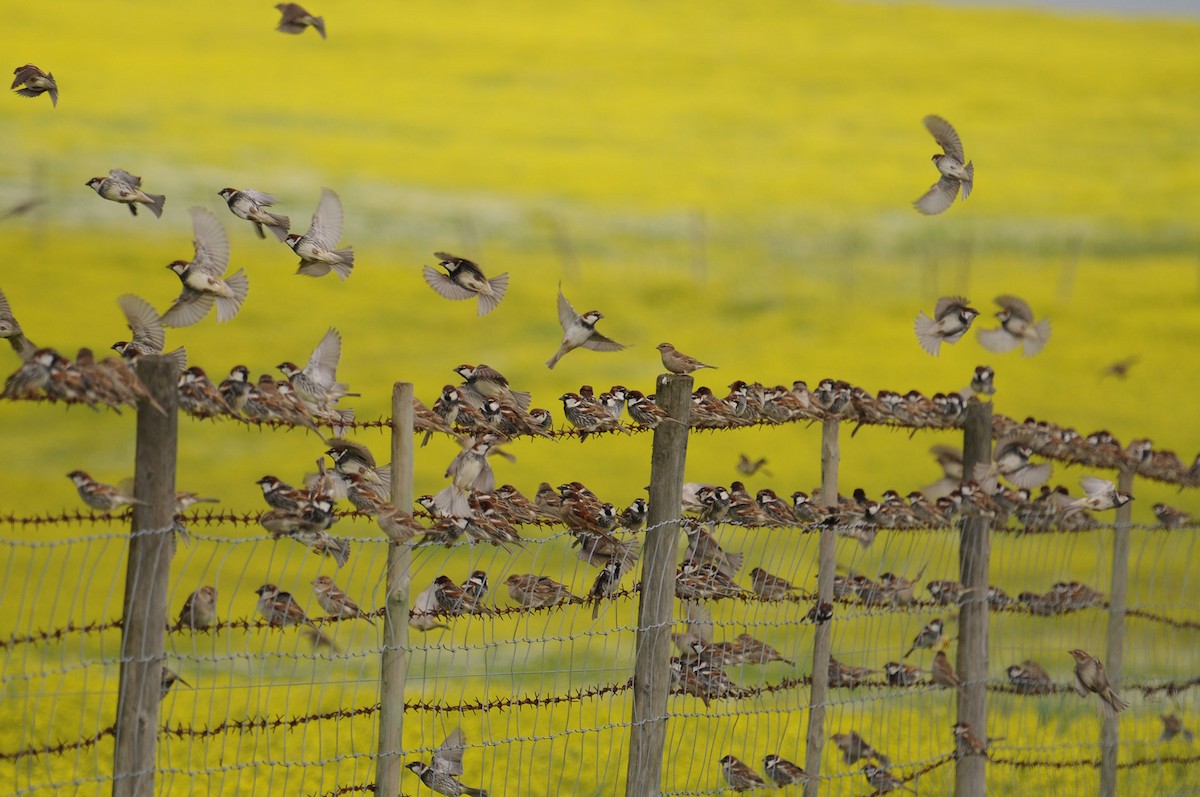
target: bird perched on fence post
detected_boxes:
[405,728,489,797]
[656,342,715,374]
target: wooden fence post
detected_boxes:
[803,419,840,797]
[955,399,993,797]
[113,356,178,797]
[376,383,415,797]
[625,374,692,797]
[1098,467,1134,797]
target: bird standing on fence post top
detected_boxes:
[656,342,716,374]
[406,728,489,797]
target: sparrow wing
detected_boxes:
[581,330,626,352]
[161,291,216,328]
[686,601,715,644]
[11,65,35,88]
[118,294,166,353]
[556,286,579,330]
[240,189,278,206]
[994,294,1035,323]
[189,207,232,278]
[423,266,476,300]
[304,328,342,385]
[933,296,971,321]
[914,176,960,215]
[1079,476,1113,498]
[109,169,142,188]
[977,326,1021,354]
[924,115,965,162]
[431,728,466,776]
[412,583,440,615]
[308,188,345,249]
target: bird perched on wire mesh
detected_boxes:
[161,208,249,327]
[831,731,889,767]
[160,666,189,701]
[656,342,715,374]
[884,661,923,687]
[1006,660,1053,694]
[67,470,144,511]
[763,754,811,787]
[749,567,801,601]
[174,586,217,631]
[914,114,973,215]
[914,296,979,356]
[862,763,915,794]
[977,295,1051,356]
[424,252,508,316]
[275,2,326,38]
[545,285,626,369]
[903,618,944,659]
[12,64,58,106]
[504,574,582,608]
[405,728,489,797]
[311,575,375,625]
[1070,648,1129,717]
[218,187,290,241]
[932,649,961,690]
[85,168,165,218]
[718,755,767,792]
[953,722,991,758]
[409,583,448,632]
[287,188,354,279]
[254,584,318,629]
[588,559,624,619]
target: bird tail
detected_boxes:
[464,788,488,797]
[215,270,250,323]
[546,348,565,369]
[433,485,472,517]
[330,248,355,280]
[477,272,509,316]
[913,312,942,356]
[164,346,189,373]
[312,16,327,38]
[48,81,59,107]
[145,193,166,219]
[1102,689,1130,717]
[960,161,974,201]
[1022,318,1052,356]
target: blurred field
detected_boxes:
[2,0,1199,795]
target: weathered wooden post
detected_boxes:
[803,418,840,797]
[955,399,993,797]
[376,383,415,797]
[112,356,177,797]
[1098,467,1134,797]
[625,374,692,797]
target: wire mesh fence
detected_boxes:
[2,367,1198,797]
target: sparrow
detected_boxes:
[676,559,744,601]
[423,252,508,316]
[683,521,743,579]
[11,64,58,107]
[259,504,351,567]
[0,286,37,360]
[545,286,626,368]
[861,764,914,794]
[311,575,375,625]
[255,475,308,511]
[160,666,189,701]
[377,503,426,543]
[432,436,498,516]
[1100,356,1139,380]
[406,728,488,796]
[656,342,715,374]
[1159,713,1194,743]
[254,583,318,629]
[718,755,767,791]
[802,601,833,625]
[67,470,145,511]
[736,454,771,477]
[453,364,532,411]
[160,208,249,327]
[463,570,489,603]
[977,295,1051,356]
[560,391,628,440]
[112,293,179,365]
[967,365,995,399]
[831,731,888,767]
[1067,476,1133,514]
[1153,503,1191,529]
[589,559,624,619]
[1006,660,1053,694]
[85,168,165,218]
[410,583,449,632]
[275,2,326,38]
[174,585,217,631]
[828,658,875,689]
[618,498,648,530]
[1070,648,1129,717]
[504,574,582,608]
[217,188,290,241]
[762,754,810,787]
[178,366,235,418]
[748,567,801,601]
[277,327,358,410]
[931,650,961,689]
[914,296,979,356]
[884,661,923,687]
[953,722,990,758]
[432,575,480,615]
[976,435,1053,490]
[624,390,677,428]
[287,188,354,279]
[913,114,973,215]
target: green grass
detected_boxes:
[3,0,1200,794]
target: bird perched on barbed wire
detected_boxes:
[977,295,1051,356]
[424,252,508,316]
[254,583,316,629]
[11,64,58,107]
[589,559,624,619]
[275,2,326,38]
[504,574,582,608]
[763,754,810,787]
[656,342,715,374]
[406,728,489,797]
[718,755,767,792]
[67,470,144,511]
[161,208,249,327]
[545,285,626,368]
[932,648,961,690]
[311,575,375,625]
[914,296,979,356]
[862,763,915,794]
[218,187,290,241]
[1006,660,1053,694]
[287,188,354,279]
[953,722,992,758]
[1070,648,1129,717]
[914,114,973,215]
[278,327,358,412]
[832,731,889,767]
[85,168,165,218]
[173,585,217,631]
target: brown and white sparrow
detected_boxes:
[977,295,1051,356]
[85,169,165,218]
[432,575,480,616]
[11,64,58,107]
[275,2,326,38]
[312,575,375,625]
[409,583,448,632]
[831,731,888,767]
[1153,503,1192,529]
[286,188,354,279]
[655,342,715,374]
[1070,648,1129,717]
[1068,476,1133,514]
[588,559,624,619]
[903,618,944,659]
[718,755,767,792]
[67,470,145,511]
[545,286,626,368]
[218,187,290,241]
[254,583,318,629]
[913,114,973,215]
[1006,660,1053,694]
[504,574,582,608]
[277,327,358,410]
[914,296,979,356]
[174,585,217,631]
[161,666,189,701]
[884,661,923,687]
[453,363,531,411]
[161,208,249,327]
[675,560,743,601]
[763,754,810,787]
[829,658,875,689]
[862,763,915,793]
[748,566,800,600]
[931,650,961,689]
[405,728,488,797]
[424,253,508,316]
[953,721,989,758]
[0,287,36,360]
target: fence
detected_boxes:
[2,358,1199,796]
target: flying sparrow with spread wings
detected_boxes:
[287,188,354,279]
[423,252,508,316]
[12,64,58,107]
[161,208,249,327]
[977,295,1051,356]
[405,728,488,796]
[914,296,979,356]
[275,3,326,38]
[545,285,626,368]
[218,188,290,241]
[914,114,973,215]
